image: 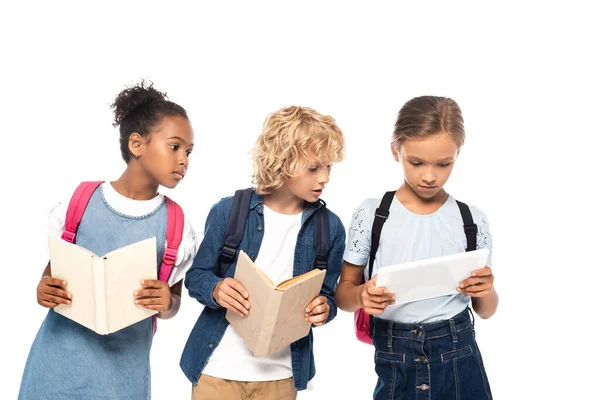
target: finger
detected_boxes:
[306,312,328,324]
[365,294,395,305]
[142,304,169,311]
[134,289,162,298]
[460,283,493,294]
[44,294,71,305]
[140,279,166,289]
[459,277,491,288]
[364,307,385,315]
[44,286,72,299]
[222,285,251,310]
[40,299,58,308]
[471,267,493,277]
[220,296,248,317]
[135,298,168,306]
[366,285,390,296]
[305,296,326,313]
[226,279,249,299]
[44,277,68,287]
[306,304,328,316]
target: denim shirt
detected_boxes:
[180,191,346,391]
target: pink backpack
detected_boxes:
[61,181,185,332]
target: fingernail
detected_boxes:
[134,291,138,296]
[459,283,464,288]
[67,301,71,305]
[141,280,145,284]
[68,294,72,299]
[382,289,388,293]
[135,300,139,304]
[305,308,310,313]
[63,281,67,285]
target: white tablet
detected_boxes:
[376,249,489,304]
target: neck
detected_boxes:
[111,164,159,200]
[263,187,305,215]
[396,181,448,213]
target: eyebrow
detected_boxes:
[167,136,194,146]
[407,156,454,162]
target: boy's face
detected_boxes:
[392,132,459,200]
[285,161,332,203]
[133,115,195,189]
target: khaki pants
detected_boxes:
[192,375,297,400]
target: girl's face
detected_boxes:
[392,131,459,200]
[132,115,195,189]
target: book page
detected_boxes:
[376,248,489,304]
[48,235,98,333]
[275,268,324,291]
[266,268,326,356]
[226,251,278,355]
[103,237,158,334]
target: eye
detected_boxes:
[438,162,452,167]
[170,144,179,151]
[308,166,318,172]
[186,150,192,157]
[409,161,422,166]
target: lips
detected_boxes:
[173,170,185,179]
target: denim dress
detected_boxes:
[19,185,167,400]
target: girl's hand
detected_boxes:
[212,278,250,317]
[360,275,395,315]
[37,276,72,308]
[458,266,495,297]
[134,280,172,312]
[305,296,330,326]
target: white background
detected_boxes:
[1,1,598,399]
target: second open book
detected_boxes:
[225,251,326,357]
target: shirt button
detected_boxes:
[417,384,430,391]
[208,344,214,349]
[257,225,263,231]
[257,205,262,210]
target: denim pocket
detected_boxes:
[441,345,473,362]
[375,350,406,364]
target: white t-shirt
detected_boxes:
[202,205,302,382]
[343,194,493,324]
[48,182,199,286]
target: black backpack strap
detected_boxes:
[219,188,254,277]
[367,191,396,280]
[313,200,330,269]
[456,200,478,252]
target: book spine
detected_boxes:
[93,257,108,334]
[256,291,283,357]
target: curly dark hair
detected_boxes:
[111,80,188,162]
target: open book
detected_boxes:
[225,251,327,357]
[376,249,489,304]
[48,235,158,335]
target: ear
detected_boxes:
[390,143,400,162]
[128,132,145,159]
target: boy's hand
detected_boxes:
[458,266,495,297]
[360,275,395,315]
[305,296,330,326]
[213,278,250,317]
[37,276,72,308]
[134,280,172,312]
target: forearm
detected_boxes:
[334,280,363,312]
[472,288,498,319]
[157,293,181,319]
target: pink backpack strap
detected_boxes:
[61,181,104,243]
[159,196,185,283]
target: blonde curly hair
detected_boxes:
[252,106,345,194]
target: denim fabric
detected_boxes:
[19,185,167,400]
[372,308,492,400]
[180,191,346,391]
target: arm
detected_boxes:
[335,261,395,314]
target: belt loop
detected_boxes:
[449,318,458,344]
[467,306,476,329]
[387,322,394,349]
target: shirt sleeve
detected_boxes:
[167,216,200,286]
[475,209,493,267]
[342,200,373,267]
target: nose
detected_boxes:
[422,167,436,184]
[179,152,188,167]
[318,168,330,184]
